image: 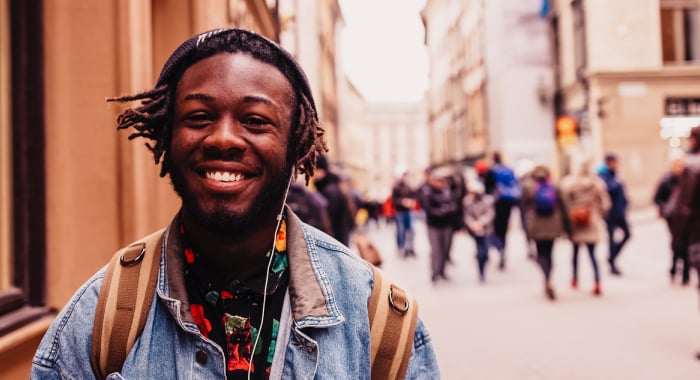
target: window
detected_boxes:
[661,0,700,63]
[0,0,49,336]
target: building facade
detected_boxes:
[338,77,370,192]
[422,0,556,172]
[549,0,700,206]
[484,0,557,169]
[279,0,344,160]
[422,0,486,166]
[362,102,430,201]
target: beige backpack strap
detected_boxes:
[90,228,165,380]
[368,264,419,380]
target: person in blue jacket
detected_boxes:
[598,153,631,275]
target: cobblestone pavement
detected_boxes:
[354,208,700,380]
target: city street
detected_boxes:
[356,208,700,379]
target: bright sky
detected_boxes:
[337,0,428,102]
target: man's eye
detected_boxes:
[184,113,211,126]
[242,117,270,127]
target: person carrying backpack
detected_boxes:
[560,157,611,296]
[30,29,439,379]
[521,165,570,301]
[484,152,522,270]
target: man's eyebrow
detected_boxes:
[183,93,214,101]
[242,95,276,106]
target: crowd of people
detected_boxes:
[368,127,700,308]
[291,128,700,307]
[374,150,634,301]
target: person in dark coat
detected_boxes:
[418,167,459,283]
[668,126,700,361]
[312,156,355,246]
[654,154,688,284]
[598,153,631,276]
[286,181,333,235]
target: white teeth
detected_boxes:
[206,171,243,182]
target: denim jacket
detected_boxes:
[31,210,440,379]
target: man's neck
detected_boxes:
[180,209,280,280]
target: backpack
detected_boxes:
[90,230,417,380]
[492,165,522,203]
[534,181,557,216]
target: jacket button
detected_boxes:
[196,350,208,365]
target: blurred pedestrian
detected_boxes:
[654,153,688,284]
[391,167,418,257]
[463,180,495,283]
[668,126,700,361]
[313,155,356,246]
[484,152,522,270]
[515,158,537,260]
[419,166,460,283]
[521,165,570,300]
[598,152,631,276]
[286,181,333,235]
[560,157,611,296]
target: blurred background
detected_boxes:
[1,0,700,378]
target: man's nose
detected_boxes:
[202,118,246,158]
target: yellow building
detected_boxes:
[550,0,700,206]
[0,1,280,378]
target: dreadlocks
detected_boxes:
[108,29,327,182]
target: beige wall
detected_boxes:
[585,0,662,72]
[44,0,128,307]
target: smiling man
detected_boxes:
[30,29,439,379]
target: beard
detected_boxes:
[169,163,292,237]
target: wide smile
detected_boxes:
[203,170,245,183]
[194,166,256,193]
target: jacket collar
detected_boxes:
[160,208,343,327]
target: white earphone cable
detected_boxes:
[248,174,294,380]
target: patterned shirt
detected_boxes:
[180,219,289,380]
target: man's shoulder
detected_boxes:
[32,268,106,373]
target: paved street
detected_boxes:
[354,208,700,379]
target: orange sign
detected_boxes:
[556,115,577,147]
[556,115,576,135]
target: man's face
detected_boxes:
[169,52,295,234]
